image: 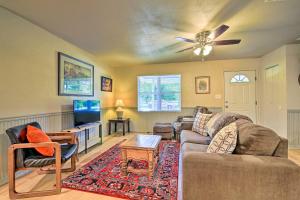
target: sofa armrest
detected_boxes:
[181,152,300,200]
[180,121,193,131]
[176,115,194,122]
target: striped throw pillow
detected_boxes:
[192,112,212,136]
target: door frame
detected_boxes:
[223,70,258,123]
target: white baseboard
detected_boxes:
[288,145,300,149]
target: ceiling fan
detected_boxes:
[176,24,241,58]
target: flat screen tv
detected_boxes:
[73,100,100,127]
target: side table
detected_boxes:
[108,118,130,136]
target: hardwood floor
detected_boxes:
[0,133,136,200]
[0,133,300,200]
[288,149,300,165]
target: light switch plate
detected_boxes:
[215,94,222,99]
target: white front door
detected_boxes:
[224,71,256,122]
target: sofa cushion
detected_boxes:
[182,143,208,153]
[208,112,252,138]
[181,130,211,145]
[192,112,212,136]
[234,119,281,156]
[207,122,238,154]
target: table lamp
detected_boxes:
[115,99,124,119]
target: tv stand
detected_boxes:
[64,122,102,154]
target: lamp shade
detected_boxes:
[115,99,124,107]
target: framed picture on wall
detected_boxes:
[58,52,94,96]
[195,76,210,94]
[101,76,112,92]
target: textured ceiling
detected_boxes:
[1,0,300,66]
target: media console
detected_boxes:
[64,122,102,154]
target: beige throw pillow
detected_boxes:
[205,112,222,138]
[192,112,212,136]
[207,122,237,154]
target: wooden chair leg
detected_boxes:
[8,147,16,199]
[70,155,76,171]
[7,146,62,199]
[55,145,62,191]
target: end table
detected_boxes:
[108,118,130,136]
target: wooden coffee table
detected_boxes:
[120,134,162,179]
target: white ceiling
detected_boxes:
[1,0,300,66]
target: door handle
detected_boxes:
[225,106,229,108]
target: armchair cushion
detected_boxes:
[24,144,78,168]
[27,125,54,157]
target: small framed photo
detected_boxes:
[101,76,112,92]
[195,76,210,94]
[58,52,94,96]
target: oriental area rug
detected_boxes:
[62,140,180,200]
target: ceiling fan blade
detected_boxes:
[208,24,229,40]
[210,39,241,45]
[176,37,196,43]
[176,47,194,53]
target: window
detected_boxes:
[138,75,181,112]
[230,74,250,83]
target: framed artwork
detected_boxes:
[195,76,210,94]
[58,52,94,96]
[101,76,112,92]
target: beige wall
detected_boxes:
[0,7,118,138]
[0,7,115,120]
[113,59,260,132]
[114,59,260,108]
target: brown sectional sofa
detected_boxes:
[178,113,300,200]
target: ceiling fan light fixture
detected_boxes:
[193,48,201,56]
[175,24,239,59]
[203,45,213,56]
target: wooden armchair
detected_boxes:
[6,122,78,199]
